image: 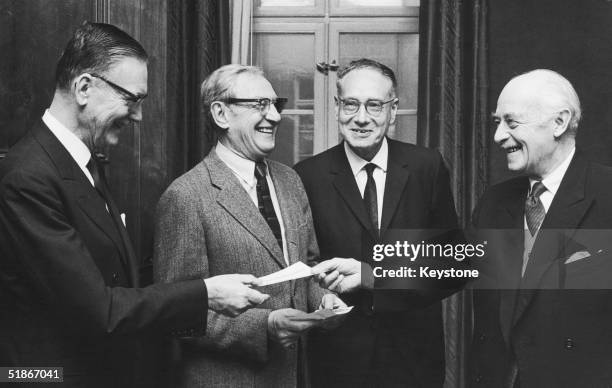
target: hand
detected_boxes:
[204,274,269,317]
[310,258,374,293]
[318,294,349,330]
[267,308,316,348]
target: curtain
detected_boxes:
[168,0,231,173]
[417,1,489,387]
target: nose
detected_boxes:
[354,104,369,125]
[129,103,143,122]
[265,103,281,123]
[493,123,509,145]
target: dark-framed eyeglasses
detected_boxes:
[336,97,398,117]
[221,97,288,115]
[90,73,147,105]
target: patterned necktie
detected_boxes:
[525,181,547,236]
[363,163,378,232]
[255,161,283,249]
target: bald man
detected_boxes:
[469,70,612,387]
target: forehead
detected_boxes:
[106,56,148,94]
[495,80,542,117]
[231,73,276,97]
[339,68,393,100]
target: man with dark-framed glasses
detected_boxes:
[0,22,269,388]
[295,58,459,387]
[153,64,345,387]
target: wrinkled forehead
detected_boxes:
[495,79,549,117]
[230,72,277,98]
[338,68,395,99]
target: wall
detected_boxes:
[488,0,612,184]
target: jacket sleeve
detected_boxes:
[0,168,208,337]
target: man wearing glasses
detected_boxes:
[0,23,269,387]
[153,64,345,388]
[295,58,458,387]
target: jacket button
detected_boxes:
[564,338,574,350]
[112,273,120,284]
[475,375,482,383]
[289,344,296,349]
[478,334,486,342]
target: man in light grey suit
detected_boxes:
[153,64,345,387]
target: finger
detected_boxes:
[236,274,258,285]
[247,290,270,305]
[311,259,340,275]
[328,274,344,292]
[321,271,340,288]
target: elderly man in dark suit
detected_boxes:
[0,22,267,388]
[154,64,345,388]
[469,69,612,387]
[295,58,459,388]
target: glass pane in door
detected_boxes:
[253,33,315,165]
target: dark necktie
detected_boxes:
[525,181,547,236]
[255,161,283,249]
[363,163,378,232]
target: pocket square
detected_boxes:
[564,250,591,264]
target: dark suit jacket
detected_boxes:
[469,151,612,388]
[0,121,208,387]
[295,139,459,388]
[153,150,326,388]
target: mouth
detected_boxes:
[504,145,522,154]
[350,128,373,134]
[256,126,275,134]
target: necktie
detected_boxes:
[255,161,283,249]
[363,163,378,232]
[525,181,547,236]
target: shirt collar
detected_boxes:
[344,137,389,176]
[530,147,576,196]
[215,140,259,187]
[42,109,91,169]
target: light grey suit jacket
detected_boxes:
[153,150,326,387]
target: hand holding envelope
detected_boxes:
[260,264,352,348]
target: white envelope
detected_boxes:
[258,262,314,286]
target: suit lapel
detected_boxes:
[33,122,134,281]
[206,153,286,269]
[269,164,299,266]
[513,153,592,324]
[380,140,411,236]
[329,144,378,240]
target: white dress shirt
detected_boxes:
[344,137,388,228]
[215,141,289,265]
[42,109,94,187]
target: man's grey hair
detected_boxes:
[336,58,397,98]
[515,69,582,134]
[200,64,265,137]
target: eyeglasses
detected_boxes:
[90,73,147,105]
[221,97,288,115]
[336,97,398,117]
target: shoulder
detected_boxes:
[387,138,444,167]
[159,161,211,204]
[293,143,343,176]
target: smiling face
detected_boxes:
[87,56,148,147]
[221,73,281,161]
[336,68,397,161]
[493,78,561,179]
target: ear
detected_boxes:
[389,98,399,125]
[210,101,230,129]
[74,74,93,106]
[334,96,340,121]
[552,109,571,138]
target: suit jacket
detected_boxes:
[469,151,612,388]
[153,150,326,388]
[294,139,459,388]
[0,121,208,387]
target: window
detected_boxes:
[236,0,420,165]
